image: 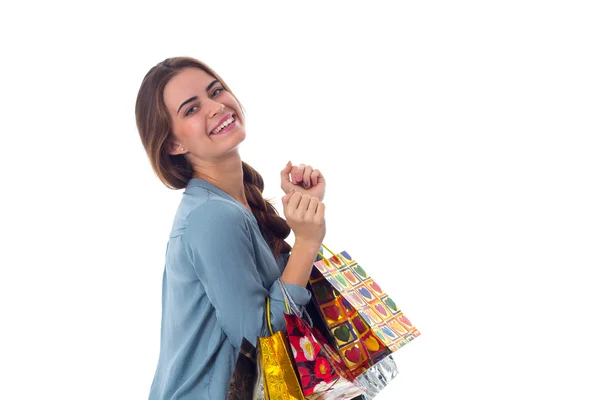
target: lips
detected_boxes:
[210,113,234,135]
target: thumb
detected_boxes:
[282,187,296,206]
[280,160,293,184]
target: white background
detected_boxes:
[1,1,599,399]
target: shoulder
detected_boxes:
[187,199,246,223]
[180,200,255,264]
[183,199,250,241]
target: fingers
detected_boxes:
[282,187,296,207]
[285,192,321,218]
[307,196,320,215]
[298,193,312,212]
[286,190,302,211]
[291,163,316,188]
[287,162,324,190]
[291,164,305,185]
[310,169,320,187]
[316,201,325,221]
[302,166,313,189]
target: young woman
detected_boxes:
[135,57,327,399]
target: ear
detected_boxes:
[166,139,185,156]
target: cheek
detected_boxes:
[224,94,242,113]
[185,116,209,137]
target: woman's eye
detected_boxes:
[185,89,224,116]
[185,105,198,116]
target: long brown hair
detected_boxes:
[135,57,292,259]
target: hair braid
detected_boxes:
[242,161,292,260]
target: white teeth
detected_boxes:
[212,116,235,134]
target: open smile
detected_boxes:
[210,114,237,135]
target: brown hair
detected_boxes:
[135,56,292,259]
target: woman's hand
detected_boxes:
[280,161,326,202]
[281,188,326,246]
[280,188,326,286]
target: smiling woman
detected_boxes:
[134,57,327,399]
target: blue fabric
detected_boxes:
[148,178,321,399]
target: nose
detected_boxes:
[206,99,225,117]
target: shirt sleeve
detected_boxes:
[276,245,324,319]
[181,200,310,349]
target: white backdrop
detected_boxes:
[1,1,599,399]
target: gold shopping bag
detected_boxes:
[258,296,306,400]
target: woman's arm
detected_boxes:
[281,239,323,287]
[182,200,311,348]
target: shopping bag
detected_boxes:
[277,279,366,399]
[354,354,399,399]
[307,307,399,399]
[284,313,366,399]
[258,296,306,399]
[308,244,421,378]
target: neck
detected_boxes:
[191,151,251,211]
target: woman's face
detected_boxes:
[163,67,246,160]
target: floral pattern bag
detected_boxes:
[278,280,366,399]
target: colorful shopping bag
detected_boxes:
[308,244,421,378]
[284,312,366,399]
[306,305,399,399]
[258,296,306,400]
[277,279,365,399]
[284,312,336,393]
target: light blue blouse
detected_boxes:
[149,177,319,399]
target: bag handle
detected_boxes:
[277,278,313,328]
[317,243,338,267]
[266,278,315,335]
[266,288,290,336]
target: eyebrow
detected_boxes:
[177,79,220,115]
